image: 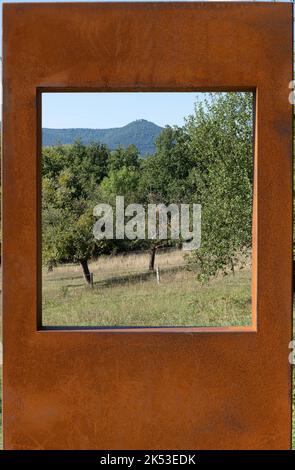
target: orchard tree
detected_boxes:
[140,126,192,205]
[138,128,190,270]
[185,92,253,280]
[99,166,140,205]
[42,141,111,285]
[97,150,145,254]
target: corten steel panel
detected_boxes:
[2,2,293,449]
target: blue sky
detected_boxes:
[1,1,293,128]
[42,92,202,128]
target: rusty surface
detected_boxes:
[2,2,293,449]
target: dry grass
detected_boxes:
[42,249,252,327]
[44,248,186,280]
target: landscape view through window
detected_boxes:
[41,92,253,328]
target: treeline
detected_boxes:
[42,92,253,285]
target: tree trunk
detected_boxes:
[80,259,92,286]
[149,246,156,271]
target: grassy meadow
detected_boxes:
[42,249,252,327]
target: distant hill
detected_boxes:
[42,119,163,156]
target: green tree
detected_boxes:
[138,127,190,269]
[108,144,140,172]
[99,166,140,205]
[185,92,253,280]
[139,126,192,205]
[97,156,145,254]
[42,141,111,285]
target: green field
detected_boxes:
[43,250,252,327]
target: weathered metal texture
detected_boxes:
[2,2,293,449]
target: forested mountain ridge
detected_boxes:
[42,119,163,156]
